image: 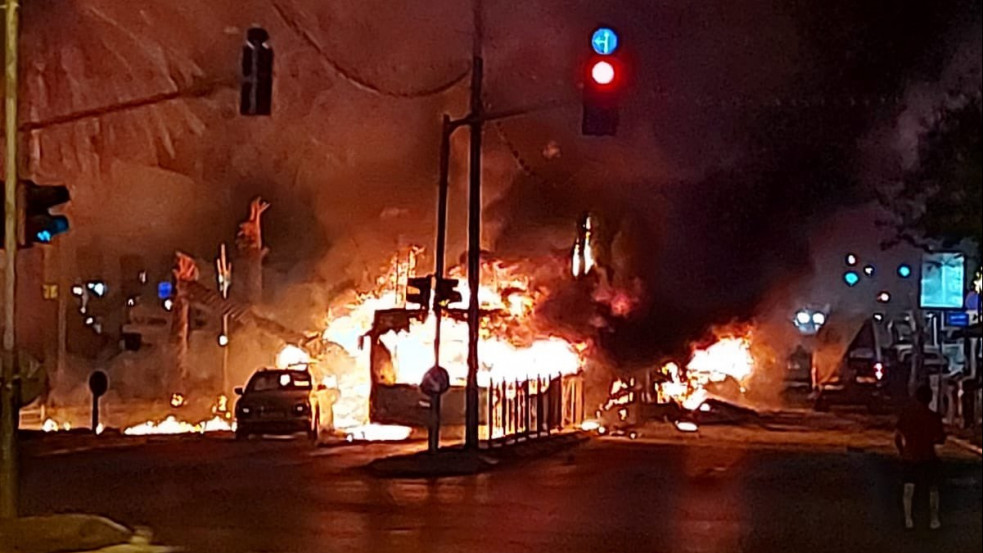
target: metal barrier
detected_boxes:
[486,373,583,445]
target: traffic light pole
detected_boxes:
[433,115,452,370]
[1,0,20,519]
[464,0,484,451]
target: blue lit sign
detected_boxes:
[843,271,860,287]
[157,281,173,300]
[591,27,619,55]
[36,230,52,243]
[944,311,970,327]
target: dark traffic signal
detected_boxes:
[240,27,273,116]
[434,277,462,307]
[25,181,70,245]
[0,180,70,248]
[582,26,623,136]
[406,276,433,309]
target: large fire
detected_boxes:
[289,251,587,434]
[587,331,756,434]
[659,333,754,409]
[114,251,587,440]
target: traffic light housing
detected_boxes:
[406,276,433,309]
[582,26,624,136]
[240,27,274,116]
[1,180,70,247]
[434,277,463,307]
[25,181,70,245]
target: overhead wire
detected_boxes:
[271,0,470,99]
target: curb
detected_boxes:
[366,433,587,478]
[950,436,983,456]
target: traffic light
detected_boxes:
[6,180,70,247]
[406,275,433,309]
[240,27,273,116]
[582,26,623,136]
[434,277,463,307]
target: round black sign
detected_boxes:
[88,370,109,398]
[420,365,450,396]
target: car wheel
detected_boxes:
[813,396,829,412]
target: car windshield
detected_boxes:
[246,371,313,392]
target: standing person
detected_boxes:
[895,384,947,529]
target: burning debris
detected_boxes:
[587,329,760,436]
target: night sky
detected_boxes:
[7,0,982,362]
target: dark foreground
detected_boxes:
[19,426,983,553]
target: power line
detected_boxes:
[271,0,470,99]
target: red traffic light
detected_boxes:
[590,60,616,85]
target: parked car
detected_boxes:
[234,368,333,441]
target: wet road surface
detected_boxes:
[20,431,982,553]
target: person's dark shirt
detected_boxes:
[896,402,946,462]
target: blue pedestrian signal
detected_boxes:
[591,27,619,56]
[897,264,912,278]
[843,271,860,287]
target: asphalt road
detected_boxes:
[19,422,983,553]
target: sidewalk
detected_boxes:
[948,425,983,455]
[0,514,177,553]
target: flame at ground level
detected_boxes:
[343,424,413,442]
[123,415,235,436]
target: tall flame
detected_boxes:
[299,251,586,431]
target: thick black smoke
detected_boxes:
[488,0,983,364]
[8,0,981,372]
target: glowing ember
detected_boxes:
[580,419,601,432]
[343,424,412,442]
[41,418,71,432]
[675,420,699,433]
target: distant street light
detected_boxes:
[876,291,891,303]
[845,254,858,266]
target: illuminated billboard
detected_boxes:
[920,252,965,309]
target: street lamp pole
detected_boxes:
[1,0,20,519]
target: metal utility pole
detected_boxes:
[1,0,20,519]
[216,244,231,395]
[464,0,483,450]
[433,115,451,372]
